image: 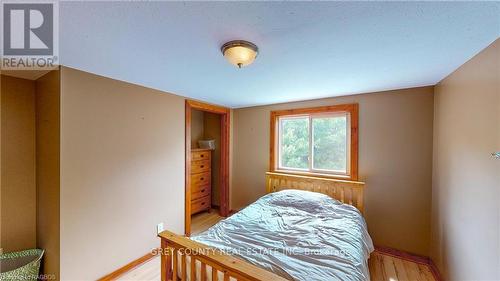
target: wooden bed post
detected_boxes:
[161,238,172,281]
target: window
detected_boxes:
[270,104,358,180]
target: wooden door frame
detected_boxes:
[185,99,230,236]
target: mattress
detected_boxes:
[191,189,374,281]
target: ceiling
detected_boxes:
[60,1,499,108]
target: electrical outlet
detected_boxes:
[156,222,164,234]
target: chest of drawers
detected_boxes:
[190,149,211,214]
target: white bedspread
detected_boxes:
[192,189,374,281]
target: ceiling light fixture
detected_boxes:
[221,40,258,68]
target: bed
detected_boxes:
[158,172,373,281]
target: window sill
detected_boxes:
[273,169,355,181]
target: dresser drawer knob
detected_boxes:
[200,165,204,168]
[200,177,204,180]
[201,189,205,192]
[201,155,204,158]
[201,202,205,206]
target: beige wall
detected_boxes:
[0,75,37,252]
[0,74,2,252]
[204,112,221,206]
[191,109,204,148]
[35,70,61,280]
[431,39,499,280]
[59,67,185,279]
[232,86,434,256]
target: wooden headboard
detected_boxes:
[266,172,366,213]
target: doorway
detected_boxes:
[185,100,230,236]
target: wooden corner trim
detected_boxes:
[185,101,192,236]
[97,251,157,281]
[374,246,443,281]
[186,99,230,114]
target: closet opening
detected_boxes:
[184,100,230,236]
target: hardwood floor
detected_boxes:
[191,209,224,235]
[118,211,437,281]
[116,257,161,281]
[369,251,436,281]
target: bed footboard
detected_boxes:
[158,230,289,281]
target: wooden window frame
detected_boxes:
[270,104,359,181]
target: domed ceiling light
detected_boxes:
[221,40,258,68]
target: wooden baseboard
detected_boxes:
[374,245,442,281]
[428,259,443,281]
[213,205,239,217]
[98,251,157,281]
